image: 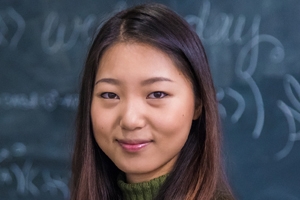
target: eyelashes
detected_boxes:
[147,91,167,99]
[100,92,119,99]
[100,91,168,99]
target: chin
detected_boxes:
[119,164,152,174]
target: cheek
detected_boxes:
[90,101,115,144]
[152,99,195,141]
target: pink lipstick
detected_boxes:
[117,140,151,152]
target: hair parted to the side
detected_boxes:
[71,3,233,200]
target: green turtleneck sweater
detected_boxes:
[117,174,233,200]
[117,174,167,200]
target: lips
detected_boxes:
[117,139,152,152]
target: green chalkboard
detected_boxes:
[0,0,299,199]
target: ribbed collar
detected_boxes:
[117,174,167,200]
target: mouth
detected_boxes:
[117,139,152,152]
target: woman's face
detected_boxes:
[91,42,198,183]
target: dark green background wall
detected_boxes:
[0,0,299,199]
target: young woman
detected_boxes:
[71,3,234,200]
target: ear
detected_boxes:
[193,101,202,120]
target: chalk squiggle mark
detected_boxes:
[1,159,70,198]
[0,142,27,164]
[0,8,25,48]
[225,88,245,123]
[217,88,245,122]
[245,76,264,139]
[10,161,39,196]
[275,75,300,160]
[284,75,300,111]
[236,34,285,78]
[0,148,10,163]
[235,15,285,139]
[0,15,9,45]
[7,7,25,49]
[276,101,299,160]
[217,88,227,118]
[41,170,69,199]
[0,168,12,185]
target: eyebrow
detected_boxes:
[95,78,120,85]
[141,77,173,86]
[94,77,173,86]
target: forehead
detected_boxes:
[96,42,184,79]
[99,42,174,64]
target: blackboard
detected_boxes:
[0,0,299,199]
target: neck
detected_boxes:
[117,173,168,200]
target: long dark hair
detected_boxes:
[71,3,233,200]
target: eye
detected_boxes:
[100,92,119,99]
[147,91,167,99]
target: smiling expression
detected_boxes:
[91,42,198,183]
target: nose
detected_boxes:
[119,98,146,131]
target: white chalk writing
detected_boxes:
[0,7,25,49]
[0,143,69,198]
[276,74,300,160]
[0,90,78,111]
